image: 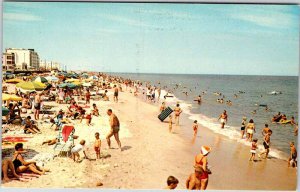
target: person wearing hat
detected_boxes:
[194,146,211,190]
[186,165,204,190]
[241,117,247,139]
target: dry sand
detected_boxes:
[1,86,297,190]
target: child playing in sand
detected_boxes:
[94,132,101,159]
[71,140,88,163]
[164,176,179,189]
[169,115,173,133]
[249,138,258,162]
[193,120,198,137]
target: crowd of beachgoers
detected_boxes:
[1,71,298,189]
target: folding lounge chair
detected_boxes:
[53,125,75,157]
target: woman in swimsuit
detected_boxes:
[12,143,45,175]
[246,119,255,141]
[194,146,211,190]
[174,104,182,126]
[2,159,20,182]
[241,117,247,139]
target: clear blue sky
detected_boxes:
[3,2,299,76]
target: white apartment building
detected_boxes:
[5,48,40,70]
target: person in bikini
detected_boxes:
[174,103,182,126]
[246,119,255,141]
[218,110,228,128]
[249,138,258,161]
[106,109,122,151]
[94,132,101,159]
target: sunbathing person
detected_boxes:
[42,137,59,145]
[22,116,41,134]
[22,95,32,109]
[12,143,46,175]
[2,159,20,182]
[50,109,64,130]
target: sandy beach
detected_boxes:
[1,84,297,190]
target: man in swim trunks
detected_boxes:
[259,129,272,159]
[106,109,122,151]
[186,165,204,190]
[218,110,228,129]
[288,142,297,167]
[34,92,42,120]
[113,85,119,103]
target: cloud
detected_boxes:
[4,12,41,21]
[231,9,298,29]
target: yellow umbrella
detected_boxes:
[65,78,79,82]
[16,81,46,91]
[2,93,22,101]
[5,79,24,84]
[72,81,82,86]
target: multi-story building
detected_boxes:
[2,52,16,71]
[5,48,40,70]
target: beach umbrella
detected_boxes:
[89,75,98,80]
[82,82,92,87]
[72,81,82,86]
[16,81,47,91]
[45,76,59,82]
[2,107,9,116]
[5,78,24,84]
[58,83,77,89]
[2,93,23,101]
[32,76,48,83]
[65,78,80,83]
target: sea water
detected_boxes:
[112,73,298,159]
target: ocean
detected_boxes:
[112,73,298,159]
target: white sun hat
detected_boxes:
[201,146,212,156]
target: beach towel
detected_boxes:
[62,125,74,142]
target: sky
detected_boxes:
[2,2,300,76]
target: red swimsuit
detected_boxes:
[195,156,209,179]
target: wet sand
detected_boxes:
[1,86,297,190]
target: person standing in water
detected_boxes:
[241,117,246,139]
[259,130,272,159]
[288,142,297,167]
[218,110,228,129]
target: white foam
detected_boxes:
[178,101,289,160]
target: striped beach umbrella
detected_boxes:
[32,76,48,83]
[16,81,47,91]
[65,78,80,83]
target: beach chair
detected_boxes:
[53,125,75,157]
